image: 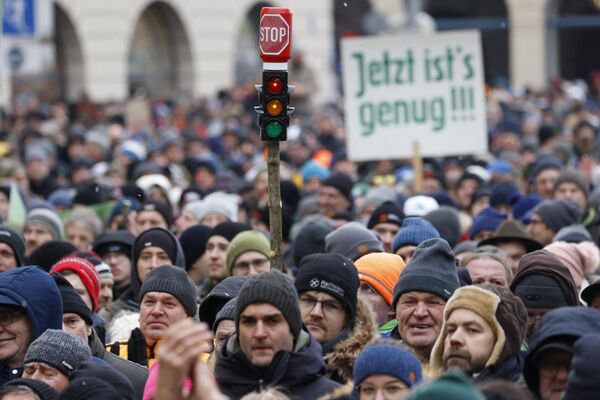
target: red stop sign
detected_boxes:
[259,8,292,63]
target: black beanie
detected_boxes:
[392,238,460,307]
[179,224,211,270]
[69,361,135,400]
[235,269,302,340]
[0,225,25,267]
[27,240,78,272]
[133,227,178,267]
[140,200,173,226]
[292,218,334,265]
[93,230,134,258]
[208,222,251,242]
[513,275,571,308]
[139,265,197,317]
[198,276,247,327]
[367,201,404,229]
[565,334,600,400]
[533,199,582,232]
[60,377,120,400]
[295,253,360,321]
[52,274,93,326]
[322,172,354,209]
[3,378,59,400]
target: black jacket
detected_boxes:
[475,353,523,383]
[90,329,148,400]
[216,330,340,399]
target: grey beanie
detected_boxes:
[325,221,383,261]
[235,269,302,341]
[213,297,237,332]
[533,199,582,232]
[553,168,590,197]
[24,329,92,376]
[553,224,593,243]
[139,264,197,317]
[392,238,460,307]
[25,208,64,240]
[424,206,461,248]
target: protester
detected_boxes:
[23,208,64,258]
[0,225,25,272]
[392,217,440,264]
[92,230,135,300]
[225,231,271,277]
[366,201,404,253]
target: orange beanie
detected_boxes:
[355,253,405,306]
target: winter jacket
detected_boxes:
[215,330,341,399]
[475,353,523,383]
[523,306,600,398]
[0,266,62,385]
[323,297,379,383]
[90,328,148,399]
[107,327,157,369]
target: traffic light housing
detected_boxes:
[256,70,293,141]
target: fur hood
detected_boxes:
[325,297,380,382]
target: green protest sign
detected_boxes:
[341,30,487,161]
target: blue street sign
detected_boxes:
[3,0,36,37]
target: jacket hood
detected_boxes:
[324,297,380,383]
[130,228,185,300]
[216,329,331,397]
[524,307,600,397]
[0,266,62,338]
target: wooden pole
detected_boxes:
[412,139,423,193]
[267,141,283,270]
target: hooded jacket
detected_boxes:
[89,328,148,399]
[523,307,600,398]
[322,297,380,383]
[216,330,340,399]
[0,266,62,384]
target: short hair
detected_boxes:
[461,251,513,283]
[64,207,103,238]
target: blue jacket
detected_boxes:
[0,266,63,384]
[523,307,600,398]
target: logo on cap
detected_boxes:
[310,278,320,288]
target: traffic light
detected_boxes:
[256,70,294,141]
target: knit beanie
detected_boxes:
[59,377,120,400]
[469,207,507,239]
[553,224,593,243]
[392,217,440,253]
[325,222,383,261]
[392,238,460,307]
[179,224,212,270]
[27,241,78,272]
[296,253,360,321]
[25,208,64,240]
[512,193,544,223]
[0,225,25,267]
[92,230,135,258]
[532,156,563,178]
[292,218,334,265]
[533,199,583,232]
[225,231,271,274]
[300,159,330,182]
[132,227,178,268]
[69,361,135,400]
[489,182,520,208]
[140,200,173,226]
[553,168,590,198]
[52,274,93,326]
[139,264,197,317]
[403,195,439,217]
[544,241,600,289]
[236,269,302,341]
[24,329,92,376]
[355,253,405,306]
[321,172,354,210]
[196,192,239,222]
[94,261,113,281]
[50,257,100,311]
[366,201,404,229]
[564,334,600,400]
[198,276,247,327]
[357,186,397,217]
[2,378,59,400]
[353,343,422,388]
[424,206,461,248]
[208,222,252,242]
[214,297,237,331]
[510,250,579,308]
[407,371,485,400]
[431,286,506,371]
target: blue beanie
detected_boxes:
[490,182,520,207]
[512,193,544,223]
[392,217,440,253]
[353,343,422,388]
[300,160,330,182]
[469,207,507,238]
[392,238,460,306]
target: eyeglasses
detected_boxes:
[539,361,570,377]
[299,295,344,315]
[0,309,26,326]
[232,258,270,271]
[357,383,409,399]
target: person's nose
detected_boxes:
[310,301,324,318]
[413,301,428,317]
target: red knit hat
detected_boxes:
[51,257,100,311]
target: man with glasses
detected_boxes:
[225,231,271,277]
[0,266,62,385]
[294,253,378,383]
[527,199,582,246]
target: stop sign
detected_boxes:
[259,8,292,63]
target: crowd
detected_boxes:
[0,76,600,399]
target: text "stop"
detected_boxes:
[261,27,287,43]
